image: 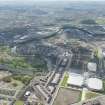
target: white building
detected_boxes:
[87,62,97,72]
[51,73,60,84]
[86,78,103,91]
[67,73,84,87]
[25,91,31,96]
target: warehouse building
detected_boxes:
[87,62,97,72]
[86,78,103,91]
[67,73,84,87]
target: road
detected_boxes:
[50,68,65,105]
[50,53,73,105]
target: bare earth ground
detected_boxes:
[53,88,81,105]
[0,71,11,80]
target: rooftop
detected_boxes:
[86,78,103,91]
[87,62,97,72]
[51,73,60,84]
[67,73,84,87]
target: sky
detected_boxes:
[0,0,105,4]
[0,0,105,2]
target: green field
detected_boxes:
[85,91,101,100]
[96,18,105,25]
[61,72,69,87]
[15,101,24,105]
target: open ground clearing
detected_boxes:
[85,91,101,100]
[53,88,81,105]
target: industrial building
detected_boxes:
[67,73,84,87]
[87,62,97,72]
[67,72,103,91]
[86,78,103,91]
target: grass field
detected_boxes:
[96,18,105,25]
[15,100,24,105]
[85,91,101,100]
[53,88,81,105]
[61,72,69,87]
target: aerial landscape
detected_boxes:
[0,0,105,105]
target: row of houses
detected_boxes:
[34,85,52,103]
[27,72,62,105]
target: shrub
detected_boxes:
[12,83,18,87]
[2,76,11,83]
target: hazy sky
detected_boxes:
[0,0,104,4]
[0,0,104,2]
